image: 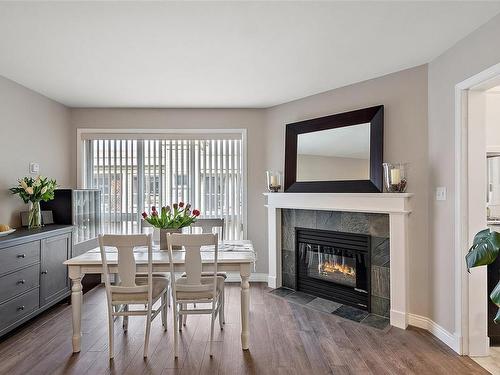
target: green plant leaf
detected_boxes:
[491,280,500,307]
[495,308,500,324]
[466,230,500,269]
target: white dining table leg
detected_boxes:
[69,266,83,353]
[240,263,251,350]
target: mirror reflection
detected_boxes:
[296,123,370,182]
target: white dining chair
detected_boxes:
[99,234,169,359]
[190,218,225,240]
[166,233,224,358]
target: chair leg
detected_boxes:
[218,294,224,329]
[173,303,179,358]
[209,312,215,357]
[167,286,171,307]
[183,304,187,326]
[178,304,183,331]
[108,310,114,359]
[161,295,167,331]
[123,304,129,331]
[144,309,152,358]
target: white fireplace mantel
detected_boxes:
[264,192,413,330]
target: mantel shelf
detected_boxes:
[263,192,413,214]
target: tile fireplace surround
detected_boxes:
[264,192,412,329]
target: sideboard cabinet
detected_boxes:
[0,225,73,338]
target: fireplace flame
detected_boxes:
[319,260,355,277]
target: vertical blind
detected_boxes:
[83,136,244,240]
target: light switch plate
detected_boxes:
[29,162,39,174]
[436,186,447,201]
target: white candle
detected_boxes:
[270,175,278,187]
[390,168,401,184]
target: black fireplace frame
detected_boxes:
[295,227,371,311]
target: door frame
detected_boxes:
[454,62,500,356]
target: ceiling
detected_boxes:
[1,1,500,108]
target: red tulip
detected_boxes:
[141,212,148,219]
[152,211,158,217]
[151,206,157,212]
[193,209,200,217]
[179,202,184,208]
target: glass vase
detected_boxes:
[383,163,408,193]
[28,201,42,229]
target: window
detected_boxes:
[81,133,245,240]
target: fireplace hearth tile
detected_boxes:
[269,287,295,298]
[306,297,342,313]
[371,237,390,267]
[295,209,316,229]
[316,210,341,231]
[285,291,316,305]
[282,272,296,289]
[371,295,390,317]
[340,212,369,234]
[368,214,390,238]
[332,305,369,322]
[361,314,390,330]
[282,249,295,275]
[372,265,390,299]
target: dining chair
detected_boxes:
[166,233,224,358]
[99,234,169,359]
[190,218,225,239]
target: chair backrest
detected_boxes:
[166,233,218,298]
[98,234,153,302]
[190,218,224,239]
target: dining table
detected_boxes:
[64,240,256,353]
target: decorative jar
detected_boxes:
[266,171,282,192]
[383,163,407,193]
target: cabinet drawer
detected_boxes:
[0,241,40,276]
[0,264,40,304]
[0,289,39,332]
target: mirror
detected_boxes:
[296,123,370,182]
[284,105,384,193]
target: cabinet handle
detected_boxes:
[17,254,26,258]
[41,270,48,275]
[17,306,25,311]
[17,279,26,285]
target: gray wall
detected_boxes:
[264,65,430,317]
[428,13,500,333]
[0,76,71,227]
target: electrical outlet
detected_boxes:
[29,162,39,174]
[436,186,446,201]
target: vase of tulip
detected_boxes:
[10,176,57,229]
[142,202,200,250]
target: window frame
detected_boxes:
[76,128,248,239]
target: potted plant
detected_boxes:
[466,228,500,323]
[142,202,200,249]
[10,176,57,229]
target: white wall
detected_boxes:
[69,108,268,273]
[428,13,500,334]
[486,92,500,148]
[264,65,430,317]
[297,154,369,181]
[0,75,71,227]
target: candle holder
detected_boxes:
[266,171,282,193]
[383,163,407,193]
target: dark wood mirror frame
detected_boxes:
[284,105,384,193]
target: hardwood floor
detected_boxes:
[0,283,489,375]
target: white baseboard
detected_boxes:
[225,272,268,283]
[408,313,461,353]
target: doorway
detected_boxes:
[455,62,500,370]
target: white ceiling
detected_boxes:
[298,124,370,159]
[1,1,500,108]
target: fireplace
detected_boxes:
[296,228,371,311]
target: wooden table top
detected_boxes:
[64,240,256,266]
